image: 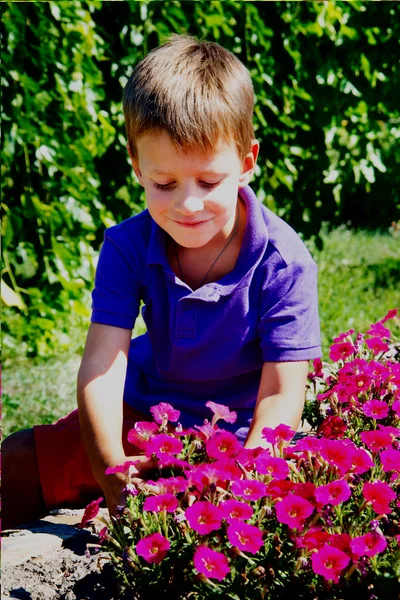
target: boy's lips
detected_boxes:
[173,219,211,228]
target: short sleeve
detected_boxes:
[257,260,322,362]
[91,230,141,330]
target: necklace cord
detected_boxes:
[174,204,241,288]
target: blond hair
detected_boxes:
[123,35,255,161]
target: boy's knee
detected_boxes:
[3,428,37,471]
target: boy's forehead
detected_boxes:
[137,130,241,172]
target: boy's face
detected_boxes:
[129,131,259,249]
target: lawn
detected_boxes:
[3,226,399,438]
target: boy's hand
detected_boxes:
[97,455,157,518]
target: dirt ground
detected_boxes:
[1,509,124,600]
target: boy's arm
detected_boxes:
[244,361,309,449]
[77,323,151,515]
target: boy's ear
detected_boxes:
[126,143,144,186]
[238,139,259,188]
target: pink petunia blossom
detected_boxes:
[349,447,374,474]
[315,479,351,507]
[265,480,295,500]
[392,400,400,416]
[105,460,140,476]
[308,358,324,381]
[231,479,267,502]
[362,400,390,420]
[319,439,353,474]
[363,480,396,514]
[366,337,389,355]
[127,422,159,450]
[381,308,398,323]
[227,522,264,554]
[380,448,400,473]
[292,482,316,502]
[193,546,230,581]
[328,533,352,554]
[143,493,178,513]
[366,322,391,339]
[147,476,188,495]
[311,545,350,583]
[262,424,296,446]
[329,342,355,362]
[360,429,393,453]
[145,434,183,458]
[194,421,219,440]
[255,454,289,480]
[185,501,223,534]
[333,329,355,343]
[150,402,180,425]
[317,416,347,439]
[79,497,103,529]
[206,430,241,460]
[275,495,314,529]
[350,531,387,557]
[136,532,170,564]
[220,499,254,524]
[298,529,330,551]
[205,401,237,425]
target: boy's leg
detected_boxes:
[2,428,47,530]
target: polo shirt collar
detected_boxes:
[146,185,269,297]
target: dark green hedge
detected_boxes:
[2,1,399,356]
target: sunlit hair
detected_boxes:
[123,35,255,161]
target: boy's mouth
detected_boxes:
[173,219,210,228]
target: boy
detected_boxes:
[2,35,321,529]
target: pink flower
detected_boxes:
[366,337,389,355]
[363,480,396,514]
[392,400,400,416]
[311,545,350,583]
[206,401,237,425]
[315,479,351,507]
[255,454,289,480]
[328,533,352,554]
[308,358,323,380]
[349,447,374,474]
[360,429,393,452]
[298,529,330,551]
[150,402,180,424]
[147,476,188,495]
[231,479,267,502]
[350,531,387,557]
[194,421,219,440]
[193,546,230,581]
[333,329,355,343]
[127,422,159,450]
[105,459,141,477]
[136,532,170,564]
[220,499,254,524]
[380,448,400,473]
[227,522,264,554]
[363,400,390,420]
[366,322,391,339]
[275,495,314,529]
[185,501,223,534]
[292,482,316,502]
[206,430,240,459]
[266,480,295,500]
[381,308,398,323]
[319,439,352,473]
[262,424,295,446]
[145,434,183,458]
[143,493,178,513]
[329,342,355,362]
[317,416,347,439]
[79,497,103,529]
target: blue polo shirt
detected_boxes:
[91,185,321,435]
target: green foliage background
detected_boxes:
[1,0,400,358]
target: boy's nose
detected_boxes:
[174,192,205,216]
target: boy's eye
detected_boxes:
[154,181,221,191]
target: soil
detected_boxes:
[1,509,123,600]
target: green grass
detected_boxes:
[3,227,399,437]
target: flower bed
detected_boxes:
[83,309,400,599]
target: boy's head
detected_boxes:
[123,35,255,162]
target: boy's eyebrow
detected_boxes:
[151,169,228,177]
